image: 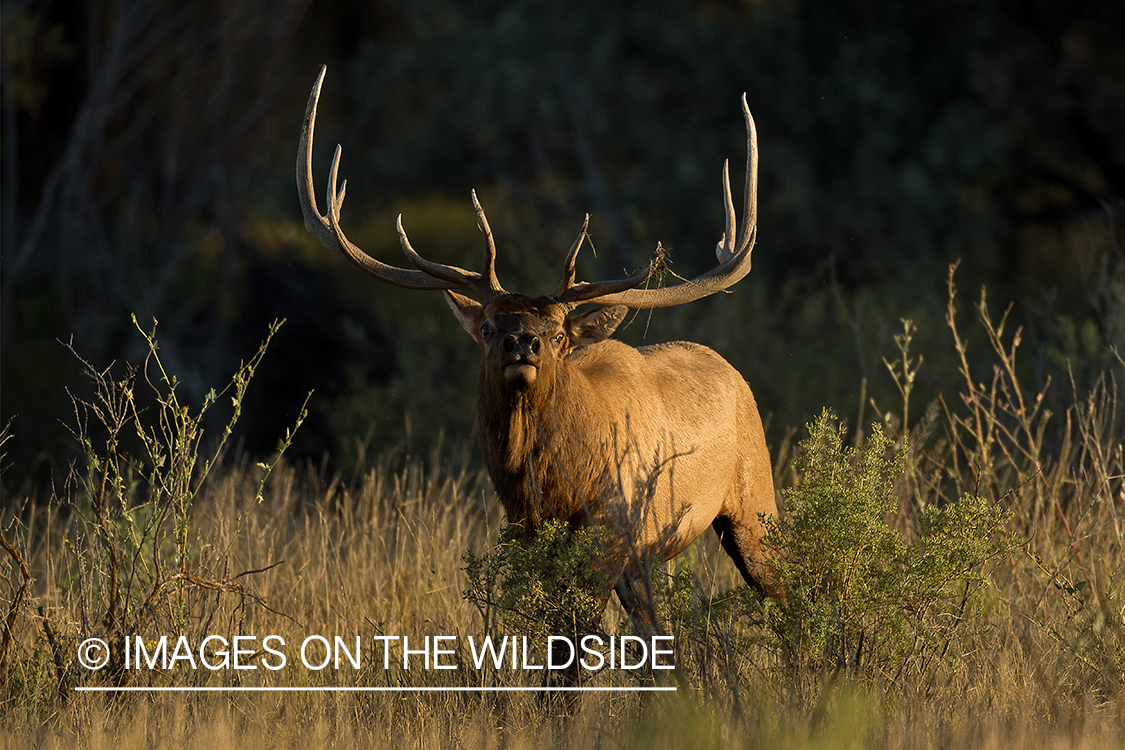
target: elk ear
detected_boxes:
[445,291,486,347]
[565,305,627,347]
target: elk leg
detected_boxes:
[712,515,779,599]
[614,563,661,639]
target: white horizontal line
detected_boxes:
[75,686,676,693]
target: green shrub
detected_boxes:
[764,410,1018,689]
[463,520,610,647]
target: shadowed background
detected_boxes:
[2,0,1122,487]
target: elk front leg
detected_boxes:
[614,562,662,639]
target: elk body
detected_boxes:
[298,67,779,630]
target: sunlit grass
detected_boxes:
[1,266,1122,748]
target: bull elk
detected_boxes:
[298,67,779,632]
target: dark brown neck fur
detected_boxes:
[476,355,607,534]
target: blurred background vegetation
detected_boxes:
[2,0,1123,487]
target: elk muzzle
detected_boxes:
[500,332,542,389]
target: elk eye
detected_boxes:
[480,324,493,339]
[553,332,565,345]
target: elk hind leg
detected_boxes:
[712,515,780,599]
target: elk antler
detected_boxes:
[300,67,756,309]
[553,95,759,310]
[550,215,655,304]
[298,66,506,300]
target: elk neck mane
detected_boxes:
[475,340,613,532]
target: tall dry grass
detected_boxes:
[1,264,1123,748]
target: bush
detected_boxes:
[463,520,610,649]
[4,317,305,697]
[764,410,1018,692]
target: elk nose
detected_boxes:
[503,333,540,356]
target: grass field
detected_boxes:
[1,269,1123,748]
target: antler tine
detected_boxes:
[397,214,507,300]
[299,65,502,296]
[736,94,758,256]
[327,144,345,222]
[716,158,737,263]
[471,190,503,294]
[572,94,759,310]
[552,214,590,298]
[396,216,479,291]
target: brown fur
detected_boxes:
[446,292,780,630]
